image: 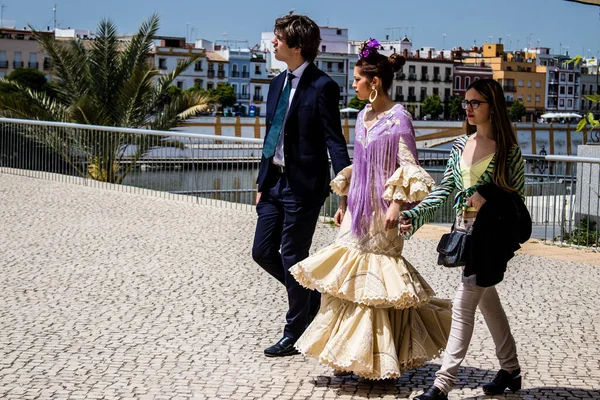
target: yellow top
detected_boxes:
[460,153,495,211]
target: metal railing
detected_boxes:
[1,118,599,249]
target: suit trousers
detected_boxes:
[434,281,520,394]
[252,169,322,341]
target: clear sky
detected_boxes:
[3,0,599,57]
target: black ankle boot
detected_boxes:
[414,385,448,400]
[482,368,522,395]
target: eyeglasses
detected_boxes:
[461,100,489,110]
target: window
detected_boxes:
[176,81,184,89]
[434,67,440,75]
[14,51,21,62]
[232,64,237,72]
[420,87,427,100]
[408,65,415,74]
[568,74,574,82]
[465,77,471,88]
[568,86,573,95]
[218,64,224,72]
[560,86,565,94]
[527,95,531,102]
[560,73,565,82]
[208,63,214,71]
[158,58,167,70]
[396,86,403,95]
[408,86,415,96]
[433,87,439,96]
[338,62,343,72]
[336,29,342,35]
[567,99,573,108]
[474,77,479,81]
[194,60,203,71]
[535,95,540,102]
[445,67,451,77]
[253,86,261,96]
[255,65,261,74]
[29,52,36,63]
[455,76,461,90]
[232,84,238,94]
[582,84,587,95]
[527,80,532,88]
[207,82,214,90]
[559,99,565,107]
[444,88,451,100]
[321,45,326,52]
[518,95,523,101]
[518,80,524,87]
[421,66,428,75]
[535,81,541,88]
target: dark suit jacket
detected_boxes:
[257,62,351,202]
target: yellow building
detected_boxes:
[457,43,546,122]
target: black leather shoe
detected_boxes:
[264,337,299,357]
[414,385,448,400]
[482,368,522,395]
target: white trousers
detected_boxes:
[433,282,520,394]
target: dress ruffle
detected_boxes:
[295,295,452,380]
[290,244,435,309]
[330,165,353,196]
[382,164,436,202]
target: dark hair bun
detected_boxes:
[389,53,405,72]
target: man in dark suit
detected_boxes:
[252,14,351,357]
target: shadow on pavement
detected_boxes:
[310,363,600,399]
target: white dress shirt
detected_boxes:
[272,60,310,167]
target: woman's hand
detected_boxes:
[399,213,413,235]
[385,201,402,230]
[467,192,487,211]
[334,196,347,227]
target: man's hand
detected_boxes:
[256,192,262,204]
[384,201,402,231]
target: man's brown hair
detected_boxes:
[274,15,321,62]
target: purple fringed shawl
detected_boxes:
[348,105,418,238]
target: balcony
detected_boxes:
[408,73,416,81]
[395,72,406,80]
[254,70,262,75]
[420,94,427,102]
[43,60,51,70]
[395,94,404,102]
[231,71,240,77]
[0,60,8,68]
[159,63,167,70]
[28,61,39,69]
[421,74,429,82]
[207,71,215,78]
[444,75,452,82]
[506,99,514,105]
[433,74,440,82]
[237,93,250,100]
[242,72,249,78]
[503,85,516,92]
[407,95,417,102]
[253,95,264,102]
[13,61,24,68]
[217,72,225,78]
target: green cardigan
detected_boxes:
[401,135,525,234]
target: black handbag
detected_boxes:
[436,229,471,268]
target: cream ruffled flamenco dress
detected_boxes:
[290,164,452,380]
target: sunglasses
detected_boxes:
[461,100,489,110]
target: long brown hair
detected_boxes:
[465,79,518,192]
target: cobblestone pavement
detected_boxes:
[0,173,599,400]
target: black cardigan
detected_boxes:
[463,183,532,287]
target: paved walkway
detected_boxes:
[0,173,599,400]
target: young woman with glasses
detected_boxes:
[400,78,529,399]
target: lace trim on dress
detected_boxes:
[382,164,435,202]
[330,165,353,196]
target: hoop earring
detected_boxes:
[369,86,378,103]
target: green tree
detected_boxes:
[422,94,444,119]
[0,14,211,183]
[509,101,526,122]
[213,83,237,109]
[348,96,369,111]
[448,94,465,120]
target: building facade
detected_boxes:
[0,28,53,80]
[452,65,494,97]
[537,52,581,115]
[217,46,251,116]
[151,36,206,91]
[249,51,270,117]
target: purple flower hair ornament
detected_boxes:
[358,38,381,59]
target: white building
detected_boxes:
[151,36,207,91]
[537,52,581,113]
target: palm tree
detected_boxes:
[0,14,211,183]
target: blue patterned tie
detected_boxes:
[262,73,294,158]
